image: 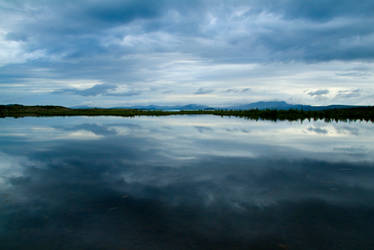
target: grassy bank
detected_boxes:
[1,104,374,122]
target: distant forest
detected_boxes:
[1,104,374,122]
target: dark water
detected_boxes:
[1,116,374,250]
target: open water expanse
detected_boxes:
[1,115,374,250]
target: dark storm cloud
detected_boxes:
[83,0,165,24]
[3,0,374,64]
[256,0,374,21]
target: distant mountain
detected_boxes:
[225,101,358,111]
[109,104,212,111]
[70,105,98,109]
[70,101,362,111]
[226,101,300,110]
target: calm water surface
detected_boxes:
[1,115,374,250]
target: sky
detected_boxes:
[0,0,373,107]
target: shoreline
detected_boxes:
[1,104,374,122]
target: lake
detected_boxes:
[1,115,374,250]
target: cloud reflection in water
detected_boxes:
[0,116,374,249]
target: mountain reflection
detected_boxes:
[0,116,374,250]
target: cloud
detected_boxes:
[336,89,361,98]
[195,88,214,95]
[55,84,117,96]
[307,127,328,135]
[3,0,374,64]
[259,0,374,21]
[1,0,374,106]
[308,89,330,97]
[224,88,251,94]
[54,84,140,97]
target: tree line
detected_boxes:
[1,104,374,122]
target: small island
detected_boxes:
[1,104,373,122]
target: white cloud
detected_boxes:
[0,30,45,66]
